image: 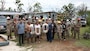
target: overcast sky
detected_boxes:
[3,0,90,12]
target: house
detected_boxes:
[24,11,58,20]
[0,11,24,19]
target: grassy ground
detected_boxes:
[75,26,90,47]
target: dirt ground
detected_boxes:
[33,37,90,51]
[0,34,90,51]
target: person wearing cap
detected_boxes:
[74,18,81,39]
[6,16,12,40]
[56,21,62,40]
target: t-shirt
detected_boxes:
[35,24,41,35]
[17,23,25,34]
[42,23,48,33]
[30,24,34,34]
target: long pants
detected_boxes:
[47,31,52,42]
[7,30,12,40]
[66,30,70,38]
[52,31,55,40]
[18,34,24,46]
[71,28,74,38]
[61,31,66,40]
[14,29,18,38]
[74,30,80,39]
[57,32,61,40]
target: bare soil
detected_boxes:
[33,37,90,51]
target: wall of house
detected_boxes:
[28,12,57,20]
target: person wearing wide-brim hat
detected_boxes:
[6,16,12,40]
[56,21,62,40]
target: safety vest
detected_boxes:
[35,24,41,35]
[42,23,48,33]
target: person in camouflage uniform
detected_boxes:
[13,18,18,38]
[66,19,71,39]
[6,16,12,40]
[71,20,76,38]
[74,18,81,39]
[56,21,62,40]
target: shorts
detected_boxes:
[26,32,30,38]
[30,34,35,38]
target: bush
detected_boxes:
[87,17,90,26]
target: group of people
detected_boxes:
[6,16,81,46]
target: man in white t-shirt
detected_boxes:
[30,23,35,43]
[35,22,41,43]
[42,22,48,34]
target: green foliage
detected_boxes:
[33,2,42,12]
[75,26,90,47]
[87,17,90,26]
[15,0,24,12]
[78,4,87,16]
[86,11,90,26]
[62,3,75,18]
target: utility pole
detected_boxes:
[0,0,5,11]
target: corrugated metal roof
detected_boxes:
[0,11,23,15]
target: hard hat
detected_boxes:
[48,18,52,20]
[38,19,42,22]
[36,17,39,19]
[57,21,61,23]
[77,18,81,21]
[67,19,69,21]
[7,16,10,19]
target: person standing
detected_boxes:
[61,20,66,41]
[30,22,35,43]
[25,21,31,43]
[35,21,41,43]
[71,20,76,38]
[6,16,12,40]
[66,19,71,39]
[13,18,18,38]
[47,19,53,42]
[17,19,25,46]
[52,20,57,40]
[74,18,81,39]
[42,20,49,41]
[56,21,62,40]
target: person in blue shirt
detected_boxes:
[17,19,25,46]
